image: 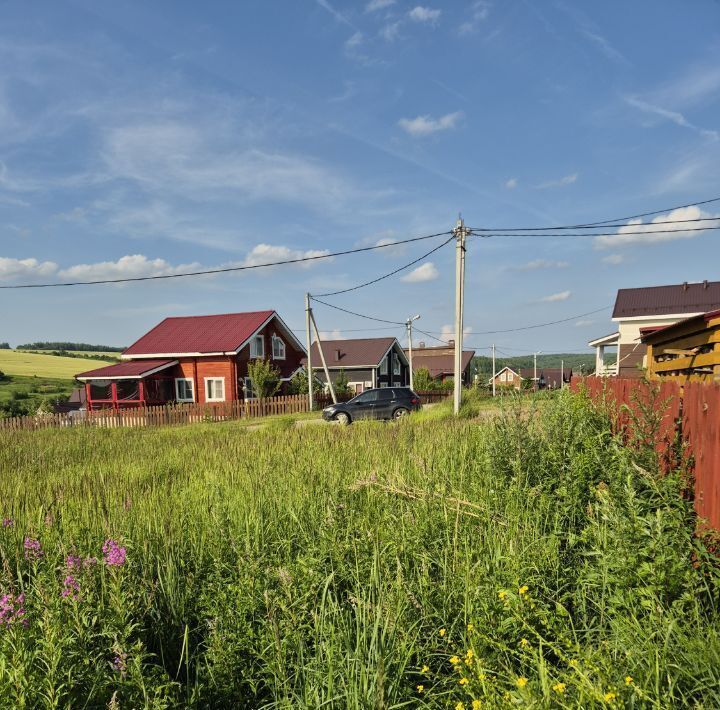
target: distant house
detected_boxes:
[54,387,87,414]
[76,311,304,410]
[304,337,409,394]
[403,342,476,384]
[588,280,720,378]
[641,309,720,384]
[489,366,571,390]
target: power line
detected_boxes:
[468,194,720,232]
[310,297,406,326]
[469,225,720,239]
[465,306,612,336]
[313,234,454,298]
[0,229,453,289]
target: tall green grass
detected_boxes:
[0,392,717,707]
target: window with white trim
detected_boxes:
[250,335,264,358]
[175,378,194,402]
[500,371,507,382]
[205,377,225,402]
[243,377,256,400]
[392,356,401,376]
[379,356,388,375]
[272,335,285,360]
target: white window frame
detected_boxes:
[500,372,507,382]
[204,377,225,402]
[379,356,388,375]
[392,356,401,376]
[272,335,285,360]
[250,335,265,359]
[243,377,256,400]
[175,378,194,402]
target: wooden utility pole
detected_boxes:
[309,309,337,404]
[492,343,496,397]
[453,217,469,415]
[561,359,564,389]
[305,293,314,411]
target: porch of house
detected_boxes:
[588,332,620,376]
[76,359,179,411]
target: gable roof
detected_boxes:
[122,310,302,357]
[76,359,177,380]
[612,281,720,319]
[306,337,405,368]
[406,348,475,376]
[492,366,521,379]
[641,308,720,343]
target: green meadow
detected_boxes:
[0,392,718,708]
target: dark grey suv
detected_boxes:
[322,387,422,424]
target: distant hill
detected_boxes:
[15,341,125,352]
[470,353,599,380]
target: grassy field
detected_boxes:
[0,374,74,407]
[0,349,113,379]
[0,392,718,707]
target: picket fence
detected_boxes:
[0,390,451,433]
[571,377,720,532]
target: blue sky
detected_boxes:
[1,0,720,359]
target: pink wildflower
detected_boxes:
[83,556,98,569]
[23,537,43,561]
[61,575,80,601]
[112,650,127,676]
[2,518,13,528]
[102,539,126,567]
[0,593,26,627]
[66,555,83,570]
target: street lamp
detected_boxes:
[533,351,543,391]
[406,315,421,390]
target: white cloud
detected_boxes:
[398,111,463,136]
[345,32,364,51]
[541,290,571,302]
[575,319,594,327]
[401,261,439,283]
[505,177,518,189]
[440,324,472,342]
[366,0,395,10]
[240,244,332,269]
[535,173,578,189]
[594,206,718,248]
[601,253,625,264]
[58,254,201,281]
[625,96,719,141]
[380,21,402,41]
[0,256,57,281]
[458,1,491,35]
[408,6,441,23]
[513,259,569,271]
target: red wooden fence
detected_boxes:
[572,377,720,531]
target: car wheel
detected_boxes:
[393,407,409,420]
[334,412,351,425]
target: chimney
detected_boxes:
[418,341,426,349]
[703,279,709,289]
[448,339,455,347]
[334,349,342,362]
[683,281,689,291]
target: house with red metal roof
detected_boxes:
[588,280,720,378]
[76,310,305,409]
[303,337,409,394]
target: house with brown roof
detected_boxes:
[641,308,720,384]
[403,343,475,384]
[304,337,409,394]
[588,280,720,378]
[489,366,571,390]
[76,310,305,409]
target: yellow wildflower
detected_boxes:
[416,685,424,693]
[520,638,530,649]
[518,585,529,596]
[503,691,511,701]
[439,628,446,637]
[459,677,469,686]
[625,676,633,686]
[552,682,566,694]
[450,656,461,665]
[516,676,528,688]
[467,622,474,631]
[472,702,482,710]
[455,703,465,710]
[604,691,617,703]
[466,648,474,659]
[498,590,507,601]
[568,659,578,668]
[421,665,430,674]
[477,672,486,681]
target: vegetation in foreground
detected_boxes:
[0,393,718,707]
